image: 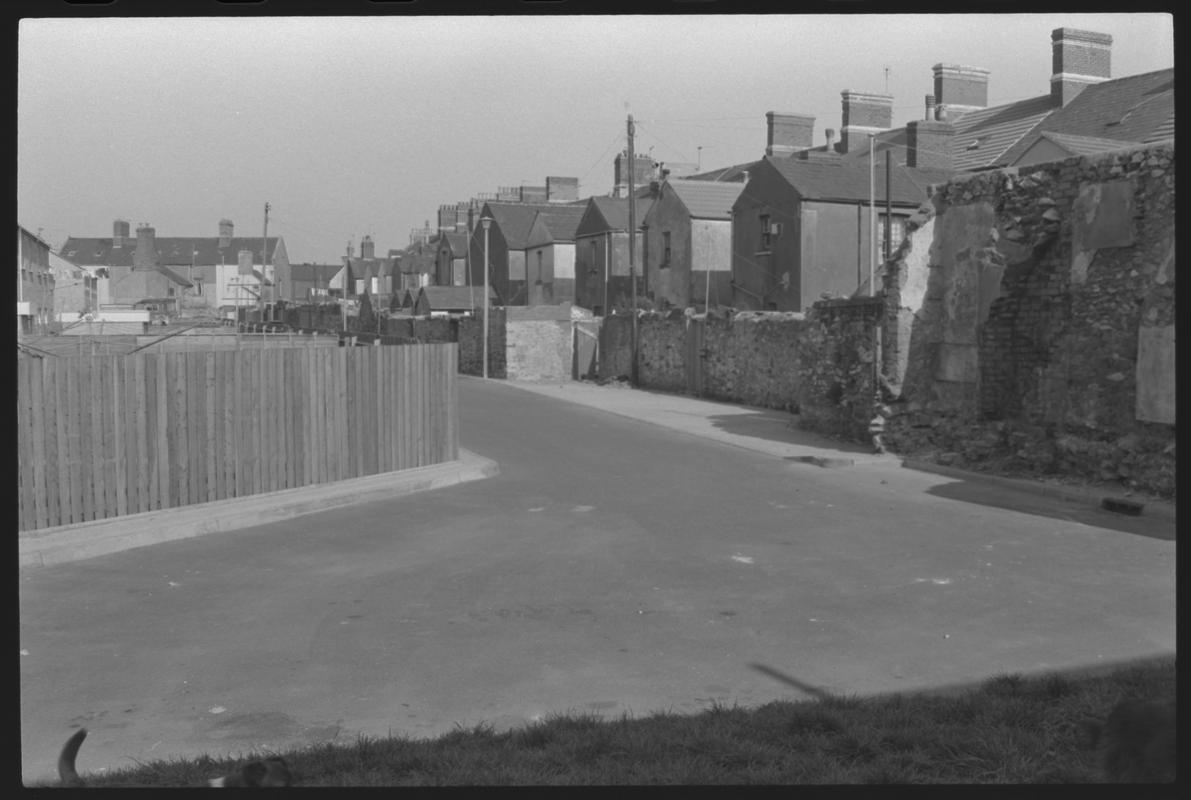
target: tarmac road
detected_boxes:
[19,377,1176,784]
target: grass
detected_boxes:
[45,657,1175,786]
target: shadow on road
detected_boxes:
[706,412,872,455]
[922,478,1176,541]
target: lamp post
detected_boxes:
[480,215,492,379]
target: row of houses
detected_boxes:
[424,26,1173,314]
[22,27,1173,333]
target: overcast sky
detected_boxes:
[18,13,1173,265]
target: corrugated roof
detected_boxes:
[947,94,1057,171]
[766,155,929,205]
[997,68,1174,165]
[665,180,744,219]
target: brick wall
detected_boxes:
[882,142,1175,497]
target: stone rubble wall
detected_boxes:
[881,142,1175,497]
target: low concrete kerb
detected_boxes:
[899,458,1177,524]
[19,449,500,570]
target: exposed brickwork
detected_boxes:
[881,143,1175,497]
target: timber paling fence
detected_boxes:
[17,343,458,533]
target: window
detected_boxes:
[760,214,771,250]
[877,214,907,259]
[662,231,671,267]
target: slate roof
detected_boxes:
[686,160,760,183]
[997,68,1174,165]
[946,94,1058,171]
[575,195,656,237]
[416,285,498,311]
[765,155,930,206]
[526,205,588,244]
[439,232,469,256]
[59,236,282,268]
[289,263,342,283]
[665,180,745,220]
[481,202,570,249]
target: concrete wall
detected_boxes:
[504,304,574,382]
[879,142,1175,496]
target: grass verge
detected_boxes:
[40,657,1175,786]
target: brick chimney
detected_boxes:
[932,64,990,119]
[765,112,816,157]
[219,218,234,248]
[839,90,893,154]
[1051,27,1112,106]
[613,150,655,198]
[546,176,579,202]
[133,224,157,269]
[361,235,375,260]
[907,119,955,170]
[112,219,130,249]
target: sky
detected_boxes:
[18,12,1174,266]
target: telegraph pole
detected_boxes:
[627,114,639,386]
[262,202,271,313]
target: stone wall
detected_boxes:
[638,314,687,393]
[882,142,1175,497]
[796,298,883,441]
[703,311,805,411]
[457,309,507,378]
[597,310,806,411]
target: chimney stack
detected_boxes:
[1051,27,1112,106]
[361,235,375,260]
[825,128,836,152]
[907,119,955,171]
[133,224,157,270]
[219,218,234,248]
[546,176,579,202]
[765,112,816,157]
[925,94,937,120]
[839,90,893,154]
[112,219,130,249]
[613,150,654,198]
[932,64,990,119]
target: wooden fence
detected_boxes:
[17,343,458,532]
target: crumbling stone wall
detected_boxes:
[702,312,804,411]
[796,297,883,441]
[883,142,1175,497]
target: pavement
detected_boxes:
[19,449,499,569]
[18,376,1176,784]
[502,379,1176,525]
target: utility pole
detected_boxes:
[262,202,271,314]
[627,113,639,386]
